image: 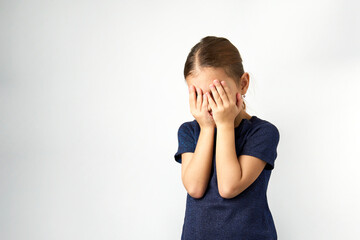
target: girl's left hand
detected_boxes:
[206,79,243,128]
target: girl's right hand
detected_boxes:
[188,85,215,129]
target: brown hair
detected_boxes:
[184,36,247,110]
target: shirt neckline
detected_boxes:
[193,115,257,131]
[214,115,257,131]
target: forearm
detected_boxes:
[183,127,214,197]
[215,124,242,197]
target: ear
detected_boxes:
[239,73,250,92]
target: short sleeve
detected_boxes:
[174,122,196,164]
[241,123,280,170]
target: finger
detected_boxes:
[214,79,229,105]
[196,87,202,109]
[220,80,234,104]
[209,83,222,107]
[189,85,196,110]
[202,93,208,110]
[206,93,211,111]
[206,92,216,110]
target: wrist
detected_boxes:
[216,122,234,130]
[200,125,215,132]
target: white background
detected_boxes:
[1,0,360,239]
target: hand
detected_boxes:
[206,79,243,127]
[188,84,215,129]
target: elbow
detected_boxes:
[189,191,204,199]
[187,186,205,199]
[219,188,233,199]
[218,185,239,199]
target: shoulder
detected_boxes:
[248,117,280,141]
[177,119,199,135]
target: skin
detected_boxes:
[180,67,267,199]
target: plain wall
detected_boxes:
[1,0,359,239]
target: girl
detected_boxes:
[174,36,280,240]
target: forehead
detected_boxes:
[186,67,235,90]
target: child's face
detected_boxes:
[185,67,241,110]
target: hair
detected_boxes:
[184,36,247,110]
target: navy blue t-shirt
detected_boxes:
[174,115,280,240]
